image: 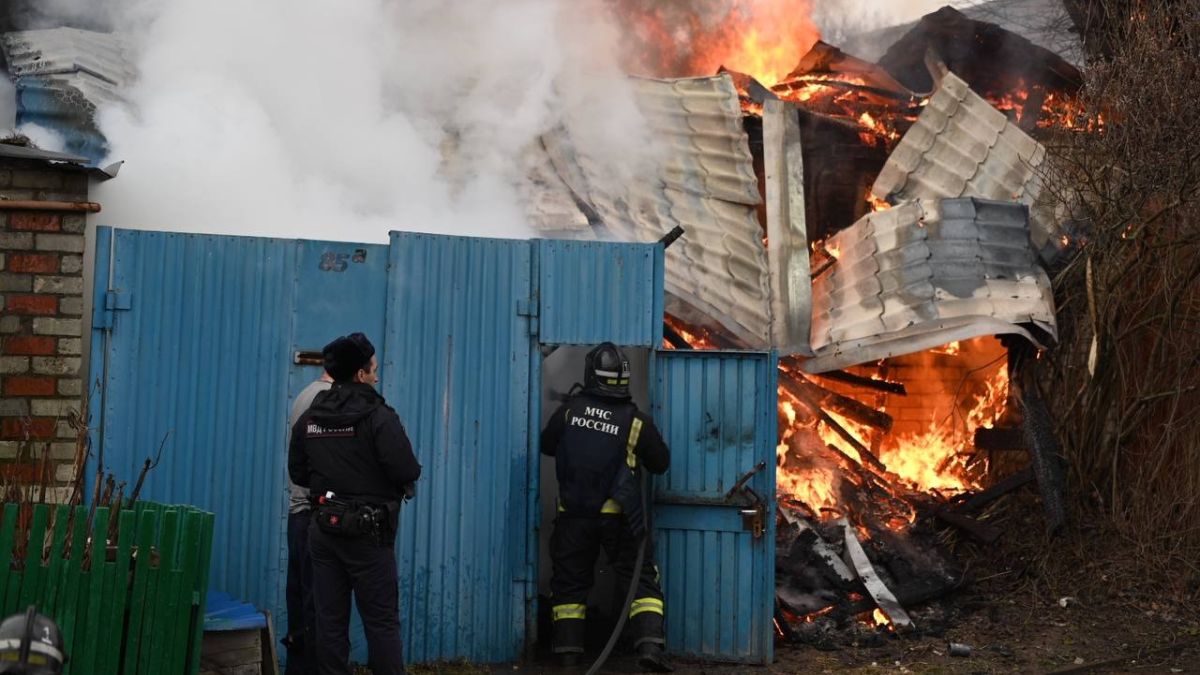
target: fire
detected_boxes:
[663,314,720,349]
[876,343,1009,494]
[611,0,820,86]
[866,190,890,212]
[931,341,961,356]
[774,338,1011,525]
[983,78,1104,132]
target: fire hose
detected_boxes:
[584,468,649,675]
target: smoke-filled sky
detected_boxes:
[0,0,974,242]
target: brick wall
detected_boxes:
[0,158,89,492]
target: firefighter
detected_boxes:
[0,606,65,674]
[289,333,421,675]
[541,342,673,672]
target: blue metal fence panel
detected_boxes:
[88,227,298,634]
[652,350,776,663]
[536,240,663,346]
[286,240,391,663]
[384,232,535,663]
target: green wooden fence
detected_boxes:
[0,501,215,675]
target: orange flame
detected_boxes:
[663,314,720,349]
[611,0,820,86]
[775,338,1011,524]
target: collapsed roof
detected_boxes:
[0,27,132,163]
[526,68,1061,365]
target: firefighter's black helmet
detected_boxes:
[0,606,65,674]
[584,342,631,398]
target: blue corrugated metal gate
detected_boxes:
[384,233,535,661]
[653,351,777,664]
[90,227,775,666]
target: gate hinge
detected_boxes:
[95,289,131,329]
[517,299,539,336]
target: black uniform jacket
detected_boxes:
[540,391,670,474]
[289,382,421,503]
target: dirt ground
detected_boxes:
[404,502,1200,674]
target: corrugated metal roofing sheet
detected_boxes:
[805,197,1056,373]
[534,75,774,349]
[871,71,1067,261]
[1,28,132,163]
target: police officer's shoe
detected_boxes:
[636,642,674,673]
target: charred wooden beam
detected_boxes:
[952,467,1035,514]
[935,510,1002,544]
[799,392,888,475]
[662,323,693,350]
[774,77,923,104]
[780,374,893,432]
[809,368,907,396]
[841,573,965,617]
[810,256,836,280]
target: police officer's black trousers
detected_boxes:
[309,525,405,675]
[286,511,316,675]
[549,514,665,654]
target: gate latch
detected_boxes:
[725,461,767,539]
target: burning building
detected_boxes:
[523,1,1087,639]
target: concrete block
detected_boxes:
[33,276,84,295]
[55,420,75,439]
[32,318,81,337]
[60,255,83,274]
[0,356,30,374]
[31,399,80,418]
[57,378,82,397]
[50,442,78,460]
[0,273,32,292]
[0,233,34,250]
[61,216,85,234]
[32,356,80,376]
[35,234,85,253]
[57,338,82,356]
[55,463,76,483]
[58,297,83,316]
[0,398,29,416]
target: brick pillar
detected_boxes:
[0,158,89,494]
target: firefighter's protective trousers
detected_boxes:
[549,513,665,654]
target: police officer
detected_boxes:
[289,333,421,675]
[284,370,332,675]
[541,342,673,672]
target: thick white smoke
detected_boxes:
[814,0,972,47]
[84,0,650,242]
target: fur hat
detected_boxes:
[322,332,375,381]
